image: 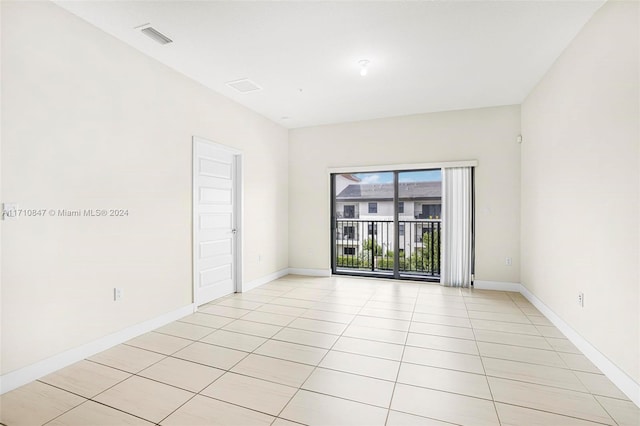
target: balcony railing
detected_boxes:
[334,219,441,278]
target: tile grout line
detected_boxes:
[592,394,623,426]
[7,278,635,425]
[180,310,583,352]
[90,338,203,425]
[383,284,419,426]
[386,380,620,425]
[479,374,624,400]
[34,385,91,426]
[465,287,503,426]
[489,292,618,425]
[153,294,303,425]
[125,290,627,422]
[37,372,156,425]
[84,303,278,426]
[161,282,370,424]
[509,292,614,396]
[272,284,382,423]
[493,401,618,426]
[209,285,623,422]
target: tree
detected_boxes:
[336,255,361,268]
[409,229,440,273]
[359,249,373,268]
[362,238,382,255]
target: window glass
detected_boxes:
[343,205,355,218]
[344,226,355,239]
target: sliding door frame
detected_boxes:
[329,161,476,283]
[331,169,437,282]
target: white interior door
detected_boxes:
[193,137,240,306]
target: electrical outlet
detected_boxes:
[578,292,584,307]
[505,257,512,266]
[114,288,123,301]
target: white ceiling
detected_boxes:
[55,1,604,129]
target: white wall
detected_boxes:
[521,0,639,385]
[0,1,4,375]
[1,1,288,375]
[289,105,521,282]
[359,201,395,219]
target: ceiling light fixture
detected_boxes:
[359,60,370,77]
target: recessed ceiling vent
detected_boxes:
[139,25,173,45]
[226,79,262,93]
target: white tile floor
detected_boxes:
[1,275,639,426]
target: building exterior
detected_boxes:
[334,181,442,259]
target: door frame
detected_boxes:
[192,136,243,307]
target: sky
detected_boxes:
[354,170,441,184]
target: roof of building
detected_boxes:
[336,181,441,200]
[340,174,361,182]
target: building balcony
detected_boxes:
[414,213,441,220]
[336,211,359,219]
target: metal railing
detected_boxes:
[335,219,441,278]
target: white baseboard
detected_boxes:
[473,280,521,292]
[287,268,332,277]
[240,268,289,292]
[519,284,640,407]
[0,303,195,395]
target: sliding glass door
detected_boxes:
[331,169,442,281]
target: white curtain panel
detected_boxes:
[441,167,473,287]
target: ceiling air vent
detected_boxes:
[226,79,262,93]
[140,26,173,45]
